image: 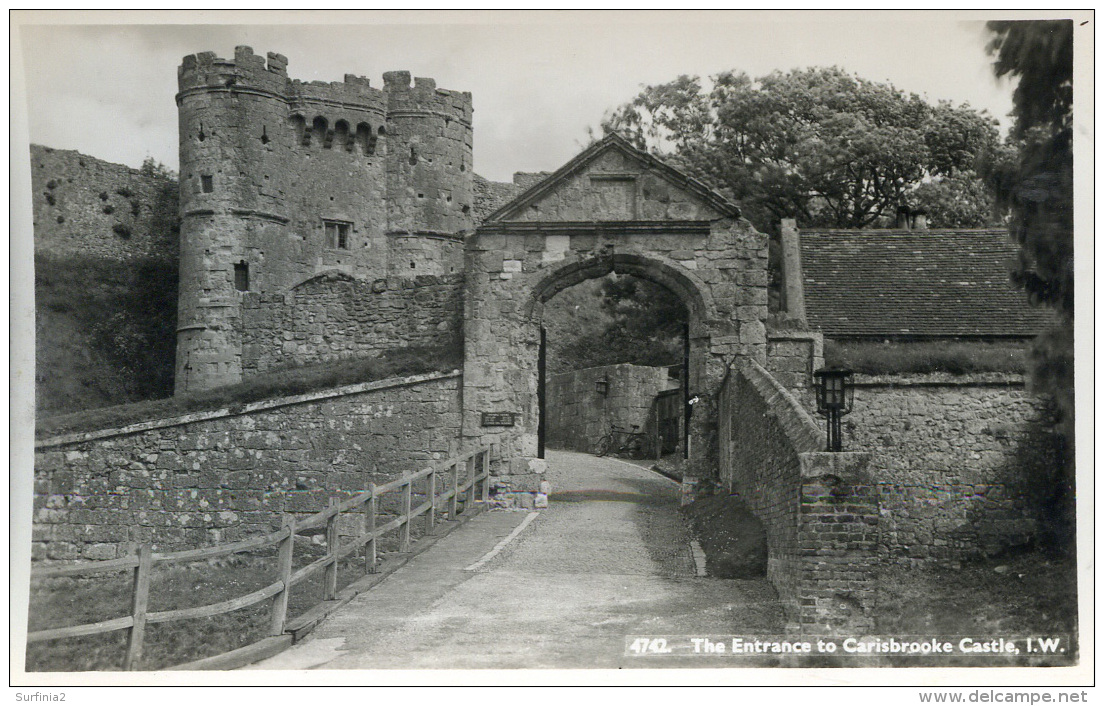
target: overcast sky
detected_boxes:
[14,10,1028,183]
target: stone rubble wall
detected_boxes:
[545,363,673,454]
[239,272,463,376]
[29,144,178,262]
[32,372,463,561]
[719,360,879,635]
[847,375,1059,563]
[766,329,823,415]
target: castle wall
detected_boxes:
[32,372,463,559]
[759,326,1059,563]
[847,375,1059,563]
[174,47,473,393]
[239,272,463,376]
[30,145,178,262]
[544,364,672,454]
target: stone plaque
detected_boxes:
[481,412,516,427]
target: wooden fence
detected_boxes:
[27,445,493,670]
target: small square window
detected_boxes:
[324,220,351,250]
[201,175,213,193]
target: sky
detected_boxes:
[13,10,1028,183]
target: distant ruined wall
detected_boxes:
[240,272,463,376]
[30,144,178,262]
[545,364,671,453]
[33,372,463,560]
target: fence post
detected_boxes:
[270,514,296,636]
[449,461,460,519]
[324,498,339,601]
[481,449,491,501]
[425,469,437,534]
[400,473,412,553]
[467,454,477,507]
[123,544,152,671]
[655,404,662,463]
[365,483,377,574]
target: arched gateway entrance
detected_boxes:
[463,135,769,489]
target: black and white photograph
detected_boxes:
[9,9,1092,694]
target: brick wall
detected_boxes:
[32,372,463,561]
[545,363,672,453]
[239,272,464,376]
[847,374,1060,563]
[719,360,879,634]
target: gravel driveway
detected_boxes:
[248,449,784,670]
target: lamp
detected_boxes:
[595,378,609,396]
[813,367,854,452]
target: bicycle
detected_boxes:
[595,423,656,459]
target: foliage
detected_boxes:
[601,67,1005,232]
[875,548,1077,654]
[35,253,178,416]
[911,169,1001,228]
[987,20,1075,550]
[823,339,1027,376]
[36,345,461,439]
[544,274,687,374]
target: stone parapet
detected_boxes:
[33,372,464,560]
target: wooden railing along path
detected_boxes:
[27,445,493,670]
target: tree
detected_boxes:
[602,67,1004,232]
[543,274,687,374]
[987,20,1075,549]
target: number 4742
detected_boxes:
[629,638,671,654]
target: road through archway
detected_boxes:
[248,450,784,670]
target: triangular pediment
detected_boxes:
[484,134,740,224]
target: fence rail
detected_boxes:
[27,445,493,670]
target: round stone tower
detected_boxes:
[174,48,471,393]
[382,71,474,277]
[175,46,292,393]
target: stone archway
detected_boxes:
[462,134,769,489]
[527,253,708,460]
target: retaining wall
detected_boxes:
[848,374,1059,563]
[32,372,463,561]
[719,360,879,634]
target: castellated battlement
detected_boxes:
[174,48,474,395]
[178,46,471,125]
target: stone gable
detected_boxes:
[486,134,739,224]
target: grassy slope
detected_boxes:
[36,345,462,439]
[35,252,177,417]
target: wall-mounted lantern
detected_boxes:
[595,378,609,396]
[813,367,854,452]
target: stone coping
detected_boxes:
[853,372,1026,387]
[36,370,462,450]
[798,451,874,483]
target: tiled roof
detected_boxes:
[800,228,1054,338]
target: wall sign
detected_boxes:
[481,412,516,427]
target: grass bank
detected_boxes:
[824,339,1027,376]
[36,345,461,440]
